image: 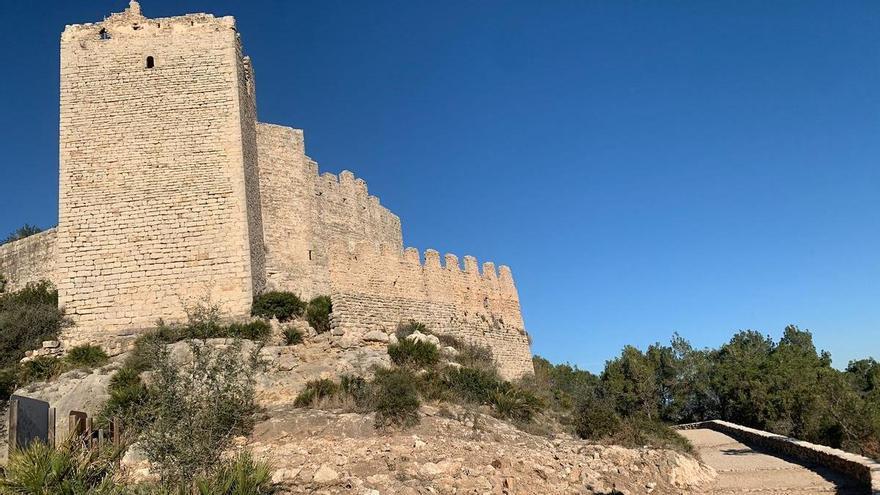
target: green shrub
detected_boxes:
[65,344,109,368]
[283,328,303,345]
[181,298,226,340]
[192,452,273,495]
[606,416,694,454]
[141,340,259,484]
[0,440,120,495]
[18,356,64,384]
[251,292,305,322]
[100,367,150,429]
[445,367,502,404]
[373,368,421,428]
[490,387,543,422]
[123,327,179,374]
[340,374,373,410]
[387,339,440,369]
[305,295,332,333]
[438,336,496,373]
[0,282,67,382]
[395,320,427,340]
[574,396,621,440]
[225,320,272,341]
[0,366,17,398]
[294,379,339,408]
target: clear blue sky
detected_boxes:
[1,1,878,372]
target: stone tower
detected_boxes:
[56,1,265,336]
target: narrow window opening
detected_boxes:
[308,250,313,261]
[146,56,155,69]
[99,28,111,40]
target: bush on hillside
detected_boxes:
[490,387,543,423]
[0,282,67,390]
[293,379,339,408]
[141,340,259,484]
[283,328,303,345]
[65,344,109,368]
[373,368,421,428]
[394,320,428,340]
[251,291,305,322]
[18,356,64,384]
[305,295,332,333]
[439,335,496,372]
[99,366,150,429]
[225,320,272,341]
[387,339,440,369]
[574,396,622,440]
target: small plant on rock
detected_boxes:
[394,320,428,340]
[65,344,109,368]
[18,356,64,384]
[251,291,305,322]
[283,328,303,345]
[293,379,339,407]
[387,339,440,369]
[225,320,272,341]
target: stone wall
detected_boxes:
[677,420,880,493]
[327,243,533,380]
[57,4,257,336]
[256,123,403,300]
[0,230,57,293]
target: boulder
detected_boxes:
[363,330,389,343]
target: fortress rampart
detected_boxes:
[328,243,532,379]
[0,1,534,378]
[257,123,402,300]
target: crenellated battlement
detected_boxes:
[326,242,530,378]
[335,242,516,286]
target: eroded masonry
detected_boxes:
[0,1,533,378]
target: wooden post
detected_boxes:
[47,408,56,448]
[7,399,18,451]
[86,417,94,448]
[111,416,121,448]
[69,411,87,439]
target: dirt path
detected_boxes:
[680,428,864,494]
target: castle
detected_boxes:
[0,2,533,379]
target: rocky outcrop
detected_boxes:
[248,405,716,494]
[6,335,716,494]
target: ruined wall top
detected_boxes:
[62,1,237,42]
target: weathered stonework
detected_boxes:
[0,230,57,293]
[328,244,532,380]
[0,1,534,378]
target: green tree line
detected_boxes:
[542,325,879,459]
